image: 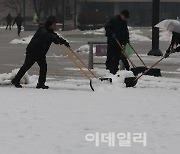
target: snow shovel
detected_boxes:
[59,45,112,91]
[128,43,161,77]
[67,46,112,89]
[115,39,137,70]
[116,39,148,76]
[124,53,171,88]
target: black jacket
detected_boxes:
[167,32,180,53]
[6,15,12,24]
[171,32,180,45]
[105,15,129,45]
[26,23,67,57]
[13,16,23,26]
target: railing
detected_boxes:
[88,41,107,69]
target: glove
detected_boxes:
[64,42,70,48]
[164,52,170,58]
[112,33,116,39]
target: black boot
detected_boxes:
[36,83,49,89]
[11,79,22,88]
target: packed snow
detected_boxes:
[0,69,29,85]
[0,68,180,154]
[76,44,96,54]
[10,36,33,44]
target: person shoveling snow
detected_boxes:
[165,31,180,58]
[105,10,130,74]
[155,19,180,58]
[11,16,70,89]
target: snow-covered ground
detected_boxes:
[0,26,6,29]
[0,69,180,154]
[2,26,180,154]
[10,36,33,44]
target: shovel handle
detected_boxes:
[59,45,91,81]
[128,43,148,68]
[135,51,174,81]
[67,47,98,79]
[135,56,165,81]
[115,39,136,68]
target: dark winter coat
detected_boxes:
[171,32,180,45]
[105,15,129,46]
[26,23,67,57]
[13,16,23,27]
[167,32,180,53]
[6,15,12,24]
[105,15,129,58]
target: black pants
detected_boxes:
[106,55,130,74]
[6,24,11,30]
[14,54,47,85]
[106,44,130,75]
[175,46,180,52]
[17,25,21,36]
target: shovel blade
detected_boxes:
[131,67,161,77]
[90,78,112,91]
[131,67,146,76]
[146,68,161,77]
[124,77,137,88]
[99,78,112,83]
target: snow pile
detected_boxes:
[10,32,70,45]
[129,29,151,42]
[10,36,33,44]
[0,69,30,85]
[76,44,96,54]
[83,28,105,35]
[83,31,104,35]
[159,30,172,41]
[0,26,6,29]
[93,70,135,91]
[82,27,151,42]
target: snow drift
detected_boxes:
[0,69,30,85]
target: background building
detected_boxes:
[0,0,180,28]
[76,0,180,26]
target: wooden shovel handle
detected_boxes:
[128,43,148,68]
[135,57,165,81]
[115,39,136,68]
[67,47,98,79]
[59,45,91,81]
[135,50,174,81]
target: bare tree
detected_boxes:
[30,0,57,20]
[4,0,23,14]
